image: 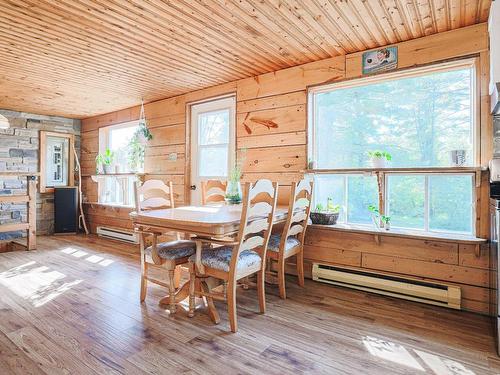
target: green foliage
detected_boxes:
[96,148,114,166]
[381,215,391,224]
[228,148,247,183]
[368,204,380,215]
[127,121,153,171]
[128,136,145,172]
[315,198,340,213]
[314,68,472,169]
[368,150,392,161]
[137,120,153,141]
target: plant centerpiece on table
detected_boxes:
[310,197,340,225]
[128,120,153,172]
[368,204,391,230]
[225,149,246,205]
[368,150,392,168]
[96,148,115,174]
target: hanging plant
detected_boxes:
[128,100,153,172]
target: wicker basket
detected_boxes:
[310,212,339,225]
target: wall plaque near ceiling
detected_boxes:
[40,131,75,193]
[362,46,398,75]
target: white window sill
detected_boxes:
[308,223,486,244]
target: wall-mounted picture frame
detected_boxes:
[40,131,75,193]
[362,46,398,75]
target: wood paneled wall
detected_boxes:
[81,24,493,314]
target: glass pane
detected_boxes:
[347,175,379,224]
[314,67,473,168]
[199,146,228,177]
[387,175,425,229]
[313,175,345,222]
[429,175,473,233]
[199,110,229,145]
[109,125,138,172]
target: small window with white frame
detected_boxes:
[308,58,478,235]
[96,120,140,206]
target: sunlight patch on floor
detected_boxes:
[0,261,83,307]
[363,336,424,371]
[415,350,476,375]
[362,336,476,374]
[61,247,115,267]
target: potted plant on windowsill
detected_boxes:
[368,204,391,230]
[310,198,340,225]
[96,148,115,174]
[368,150,392,168]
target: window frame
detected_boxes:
[307,57,480,169]
[98,120,141,171]
[384,171,476,235]
[311,170,478,236]
[307,58,481,236]
[96,120,141,207]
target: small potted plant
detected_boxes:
[96,148,115,174]
[310,198,340,225]
[381,215,391,230]
[225,149,246,205]
[368,204,391,230]
[368,150,392,168]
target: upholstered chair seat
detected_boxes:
[144,240,197,261]
[189,247,261,272]
[267,234,301,253]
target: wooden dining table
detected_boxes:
[130,203,288,319]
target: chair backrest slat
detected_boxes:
[201,180,227,205]
[279,179,314,252]
[239,235,265,252]
[228,179,278,277]
[135,179,175,212]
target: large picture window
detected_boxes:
[309,60,477,235]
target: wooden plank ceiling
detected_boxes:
[0,0,492,119]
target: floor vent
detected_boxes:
[312,263,461,309]
[96,226,138,244]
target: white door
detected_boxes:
[190,96,236,205]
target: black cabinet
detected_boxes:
[54,187,78,234]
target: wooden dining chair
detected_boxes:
[188,179,278,332]
[134,179,201,313]
[201,180,227,205]
[266,179,314,299]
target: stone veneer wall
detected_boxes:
[0,109,81,240]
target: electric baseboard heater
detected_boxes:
[312,263,461,309]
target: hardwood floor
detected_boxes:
[0,234,498,374]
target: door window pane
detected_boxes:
[313,67,473,168]
[199,146,228,177]
[429,175,473,233]
[347,175,379,224]
[199,110,229,145]
[387,175,425,229]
